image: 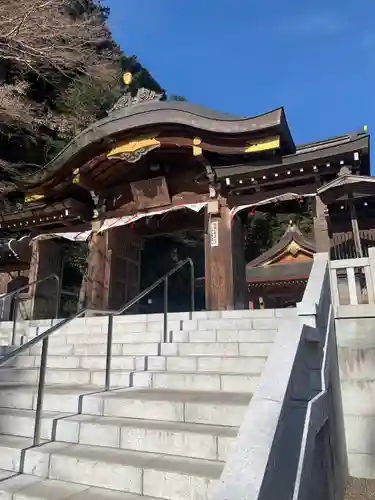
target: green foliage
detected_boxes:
[64,0,110,19]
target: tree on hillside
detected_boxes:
[0,0,163,185]
[0,0,118,134]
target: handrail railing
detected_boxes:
[0,274,61,345]
[0,257,195,446]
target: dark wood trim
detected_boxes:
[228,183,320,207]
[0,263,30,273]
[215,135,369,179]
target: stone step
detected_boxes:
[0,383,104,413]
[0,473,162,500]
[0,408,68,440]
[0,408,238,461]
[2,354,139,370]
[144,355,266,373]
[0,367,133,387]
[0,355,267,376]
[175,329,276,343]
[30,316,284,338]
[26,342,162,356]
[48,332,163,345]
[0,367,258,392]
[82,388,250,427]
[23,441,222,499]
[161,341,272,357]
[4,354,266,374]
[38,328,277,345]
[19,341,273,358]
[0,434,38,472]
[132,371,258,392]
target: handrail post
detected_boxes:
[11,292,19,346]
[163,277,169,343]
[189,260,195,320]
[0,259,196,450]
[33,336,49,446]
[105,314,113,391]
[54,275,61,322]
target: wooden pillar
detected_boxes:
[83,224,143,312]
[348,195,363,258]
[313,195,330,253]
[107,226,143,312]
[84,223,111,311]
[204,201,246,310]
[27,239,63,319]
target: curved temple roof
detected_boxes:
[247,223,316,268]
[12,102,295,191]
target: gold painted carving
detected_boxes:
[25,193,44,203]
[193,137,203,156]
[287,241,300,256]
[107,137,161,163]
[244,136,280,153]
[72,168,80,184]
[123,72,133,85]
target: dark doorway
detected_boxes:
[140,234,205,314]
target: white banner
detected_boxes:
[99,202,208,233]
[31,202,209,241]
[230,192,316,217]
[33,231,92,242]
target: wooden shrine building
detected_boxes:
[0,74,372,318]
[247,224,316,309]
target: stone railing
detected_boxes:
[330,247,375,307]
[214,253,347,500]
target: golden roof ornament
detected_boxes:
[109,71,165,114]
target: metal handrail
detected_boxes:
[0,274,61,345]
[0,257,195,446]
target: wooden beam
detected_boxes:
[313,195,330,252]
[228,183,320,207]
[348,195,363,257]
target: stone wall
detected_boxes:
[214,253,347,500]
[336,305,375,480]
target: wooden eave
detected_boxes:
[246,261,313,283]
[0,198,93,232]
[215,134,370,180]
[0,262,30,272]
[247,227,316,268]
[7,104,295,192]
[317,174,375,204]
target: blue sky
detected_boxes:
[105,0,374,155]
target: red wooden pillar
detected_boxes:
[204,201,246,310]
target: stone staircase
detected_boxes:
[0,309,295,500]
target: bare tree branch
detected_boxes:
[0,0,120,144]
[0,0,116,78]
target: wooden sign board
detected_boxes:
[210,220,219,247]
[130,176,171,211]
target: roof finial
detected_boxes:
[338,165,352,176]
